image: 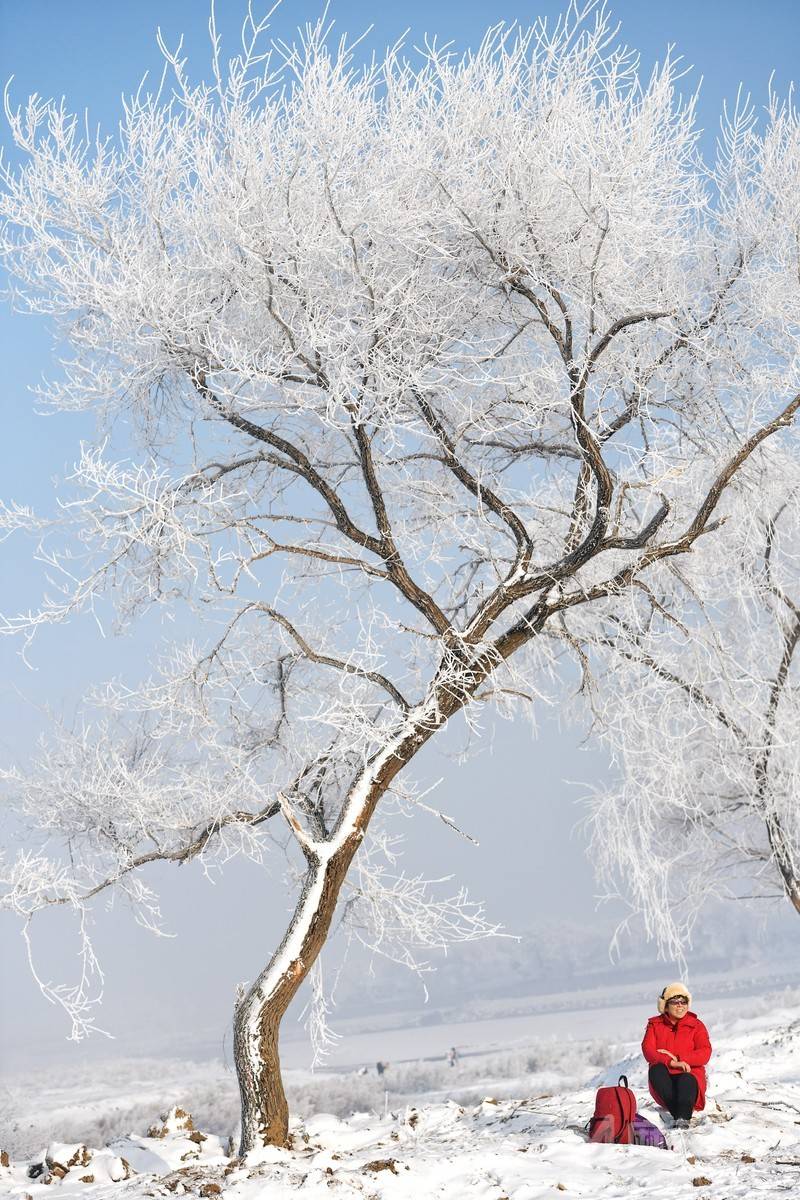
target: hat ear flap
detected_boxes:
[657,987,667,1014]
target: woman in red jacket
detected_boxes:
[641,982,712,1127]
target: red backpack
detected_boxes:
[587,1075,636,1144]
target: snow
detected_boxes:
[3,1000,800,1199]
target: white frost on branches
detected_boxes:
[346,817,505,987]
[584,445,800,962]
[0,4,798,1126]
[300,958,342,1070]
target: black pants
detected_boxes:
[649,1063,698,1120]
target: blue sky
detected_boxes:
[2,2,799,138]
[1,1,799,1064]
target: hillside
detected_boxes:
[4,997,800,1199]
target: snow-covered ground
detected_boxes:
[4,995,800,1198]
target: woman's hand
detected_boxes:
[673,1060,691,1072]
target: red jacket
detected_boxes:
[642,1012,711,1111]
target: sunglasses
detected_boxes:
[666,997,689,1006]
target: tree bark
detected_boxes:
[232,670,479,1151]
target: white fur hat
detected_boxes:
[657,982,692,1014]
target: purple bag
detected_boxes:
[632,1114,668,1149]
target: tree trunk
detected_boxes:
[756,611,800,918]
[232,670,480,1152]
[764,811,800,917]
[232,859,329,1150]
[233,845,383,1150]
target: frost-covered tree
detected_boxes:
[585,439,800,959]
[1,4,799,1150]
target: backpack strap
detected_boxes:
[614,1076,636,1143]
